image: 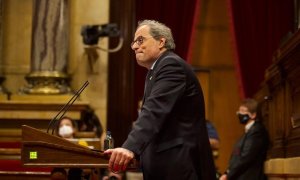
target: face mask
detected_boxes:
[237,113,250,124]
[58,125,74,138]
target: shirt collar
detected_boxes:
[245,120,255,133]
[150,59,158,70]
[150,50,168,70]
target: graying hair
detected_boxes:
[137,20,176,50]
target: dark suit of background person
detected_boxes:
[220,98,269,180]
[104,20,216,180]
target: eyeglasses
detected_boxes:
[131,36,154,47]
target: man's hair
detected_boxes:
[137,20,176,50]
[55,116,77,135]
[240,98,258,114]
[59,116,76,128]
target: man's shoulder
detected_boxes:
[157,51,188,68]
[249,121,268,135]
[253,121,267,129]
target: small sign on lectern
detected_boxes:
[29,151,38,159]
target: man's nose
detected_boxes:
[131,43,138,50]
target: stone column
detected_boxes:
[22,0,70,94]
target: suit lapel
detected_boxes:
[142,69,154,105]
[141,50,172,105]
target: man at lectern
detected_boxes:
[105,20,216,180]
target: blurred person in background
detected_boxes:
[219,98,269,180]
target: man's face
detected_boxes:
[59,118,73,128]
[58,118,75,138]
[237,106,249,115]
[131,25,165,69]
[238,105,256,119]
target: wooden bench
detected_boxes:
[0,171,51,180]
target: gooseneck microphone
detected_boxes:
[46,81,89,135]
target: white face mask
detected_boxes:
[58,125,74,138]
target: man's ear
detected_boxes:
[159,38,166,49]
[250,112,256,119]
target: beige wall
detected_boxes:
[1,0,109,139]
[68,0,109,135]
[2,0,32,92]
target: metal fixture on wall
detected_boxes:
[80,23,123,73]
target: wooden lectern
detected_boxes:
[21,125,109,168]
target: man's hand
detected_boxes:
[104,148,134,172]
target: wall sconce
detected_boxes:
[80,23,123,73]
[81,23,123,52]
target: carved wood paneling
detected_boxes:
[256,30,300,159]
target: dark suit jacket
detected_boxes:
[227,121,269,180]
[123,51,216,180]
